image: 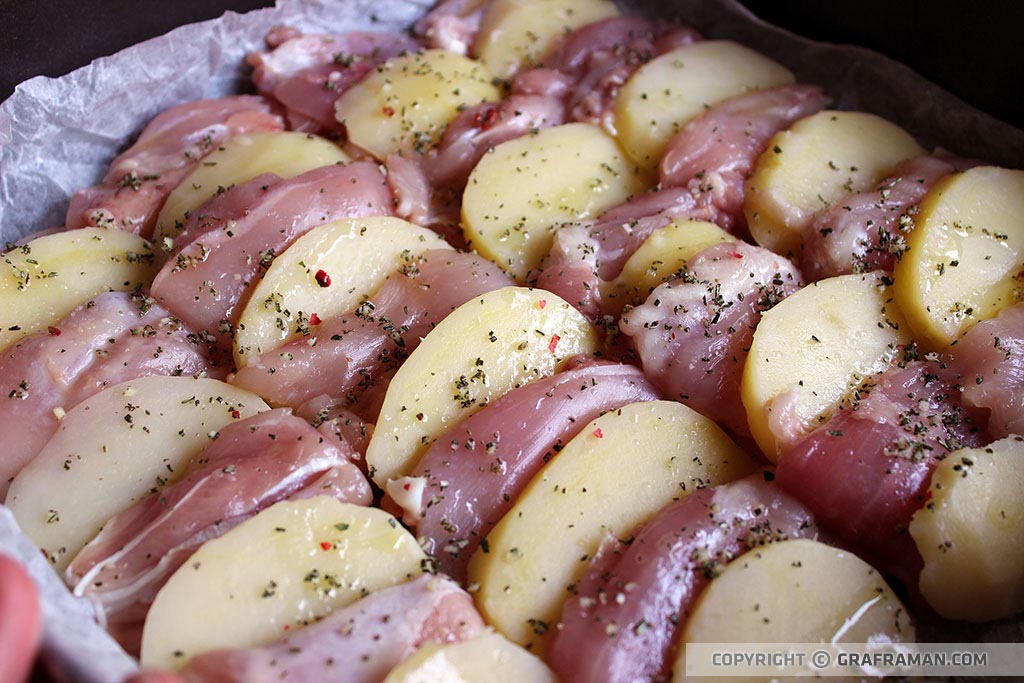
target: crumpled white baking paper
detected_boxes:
[0,1,1020,681]
[0,0,432,243]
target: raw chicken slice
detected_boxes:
[383,154,466,248]
[532,86,822,320]
[66,96,283,237]
[384,154,438,228]
[775,359,988,582]
[231,250,513,417]
[296,396,374,461]
[950,302,1024,439]
[548,472,818,683]
[380,92,565,248]
[179,574,484,683]
[658,84,828,236]
[247,29,418,133]
[620,241,803,439]
[0,291,221,500]
[150,162,393,351]
[427,94,566,189]
[289,464,371,501]
[381,94,565,249]
[393,356,660,582]
[531,189,697,321]
[168,172,278,252]
[801,154,967,280]
[513,17,701,133]
[66,409,370,654]
[413,0,487,55]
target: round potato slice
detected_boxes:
[6,377,268,570]
[741,271,912,461]
[0,228,157,353]
[365,286,598,487]
[384,630,558,683]
[233,216,451,366]
[474,0,619,80]
[615,41,794,169]
[334,49,501,159]
[468,400,755,653]
[140,497,427,670]
[745,110,924,258]
[602,219,736,315]
[675,539,914,683]
[893,166,1024,349]
[462,123,649,280]
[910,435,1024,622]
[153,131,351,248]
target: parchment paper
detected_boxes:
[0,1,1021,682]
[0,0,432,242]
[0,509,137,683]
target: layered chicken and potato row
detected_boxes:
[2,0,1023,681]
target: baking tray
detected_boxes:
[1,1,1022,681]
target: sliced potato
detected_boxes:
[615,41,794,169]
[233,216,451,366]
[675,539,914,682]
[910,435,1024,621]
[602,219,736,314]
[365,286,598,487]
[475,0,619,80]
[0,227,157,352]
[335,49,501,159]
[468,400,755,652]
[6,377,267,570]
[140,497,427,670]
[154,131,350,247]
[741,272,911,461]
[746,110,924,258]
[893,166,1024,349]
[384,630,558,683]
[462,123,649,279]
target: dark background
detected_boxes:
[0,0,1022,129]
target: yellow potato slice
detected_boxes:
[154,131,350,248]
[893,166,1024,349]
[6,377,268,570]
[745,110,924,258]
[468,400,755,653]
[365,286,598,486]
[475,0,619,80]
[910,435,1024,622]
[140,497,427,670]
[615,41,794,169]
[462,122,649,280]
[675,539,914,683]
[335,49,501,159]
[602,219,736,315]
[741,272,912,461]
[384,630,558,683]
[233,216,451,366]
[0,227,157,353]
